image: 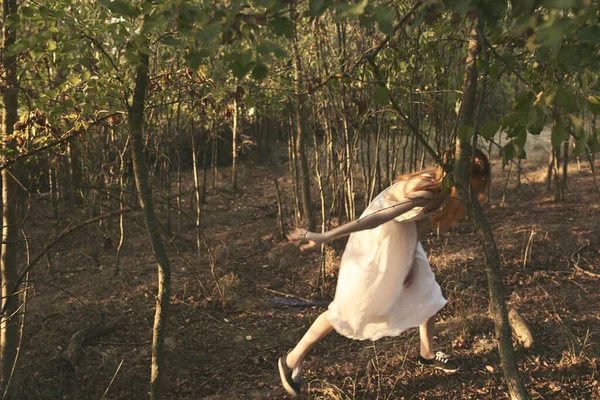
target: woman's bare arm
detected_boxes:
[288,190,435,251]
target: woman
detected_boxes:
[279,149,491,397]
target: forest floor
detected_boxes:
[14,152,600,400]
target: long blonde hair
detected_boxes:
[393,149,491,230]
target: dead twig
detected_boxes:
[100,359,125,400]
[237,272,316,304]
[570,241,599,278]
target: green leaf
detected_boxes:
[373,86,390,106]
[551,119,569,149]
[534,24,563,49]
[590,126,600,153]
[500,143,516,166]
[229,51,255,79]
[374,6,394,36]
[559,45,582,71]
[143,13,168,33]
[510,0,535,16]
[186,49,210,70]
[480,120,500,140]
[512,126,527,149]
[502,112,521,129]
[6,12,20,27]
[514,92,534,112]
[336,0,368,19]
[567,113,582,132]
[68,75,81,86]
[588,95,600,114]
[554,87,577,112]
[573,129,588,157]
[526,109,546,135]
[251,63,269,81]
[196,22,221,42]
[588,95,600,105]
[543,0,575,10]
[21,6,35,18]
[6,39,29,56]
[100,0,139,17]
[160,36,181,46]
[307,0,332,17]
[231,60,254,79]
[47,40,57,51]
[270,17,293,38]
[458,125,475,141]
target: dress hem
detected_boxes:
[327,299,447,342]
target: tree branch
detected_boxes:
[0,112,121,171]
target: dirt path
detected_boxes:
[15,160,600,399]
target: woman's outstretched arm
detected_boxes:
[288,190,435,251]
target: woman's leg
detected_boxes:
[418,314,459,371]
[286,310,335,369]
[419,315,436,359]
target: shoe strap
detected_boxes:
[434,351,450,363]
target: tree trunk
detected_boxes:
[190,109,202,254]
[49,166,58,219]
[128,30,171,400]
[231,97,238,190]
[292,14,315,230]
[68,142,83,206]
[1,0,20,394]
[454,17,528,400]
[562,137,569,191]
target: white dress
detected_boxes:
[327,178,447,341]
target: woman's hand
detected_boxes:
[286,228,326,251]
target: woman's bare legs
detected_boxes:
[419,315,436,359]
[418,314,458,371]
[286,311,335,369]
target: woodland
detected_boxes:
[0,0,599,399]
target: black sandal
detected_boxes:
[278,352,301,397]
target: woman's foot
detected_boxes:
[278,352,301,397]
[418,351,459,372]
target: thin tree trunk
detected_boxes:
[292,13,315,230]
[128,29,171,400]
[231,97,238,190]
[562,137,569,190]
[454,17,528,400]
[287,113,301,224]
[201,122,212,203]
[368,117,382,203]
[49,166,58,219]
[546,150,554,191]
[212,127,218,191]
[553,148,563,201]
[115,136,129,274]
[190,108,202,254]
[1,0,20,392]
[175,99,182,233]
[71,141,84,206]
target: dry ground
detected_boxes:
[12,152,600,400]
